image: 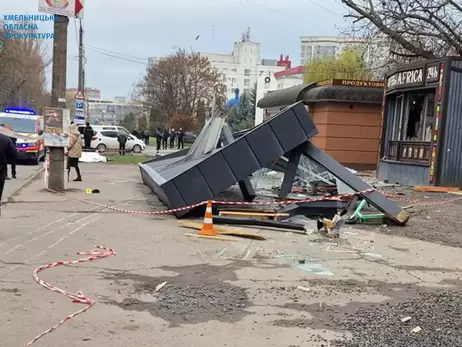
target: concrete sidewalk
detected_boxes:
[0,163,461,346]
[1,163,43,203]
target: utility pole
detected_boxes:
[78,19,84,92]
[49,15,69,191]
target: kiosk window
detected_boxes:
[387,92,435,163]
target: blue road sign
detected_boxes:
[75,100,84,110]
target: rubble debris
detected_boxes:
[155,281,167,292]
[297,285,311,292]
[401,316,412,323]
[317,213,344,238]
[213,216,307,233]
[333,292,462,347]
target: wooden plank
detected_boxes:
[179,221,266,240]
[184,233,238,242]
[218,211,289,218]
[414,186,460,193]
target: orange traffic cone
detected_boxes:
[198,201,218,236]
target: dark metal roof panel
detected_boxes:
[139,101,318,217]
[257,83,315,108]
[302,85,383,104]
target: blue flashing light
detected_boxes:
[4,108,36,115]
[17,143,29,148]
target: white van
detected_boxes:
[78,124,132,136]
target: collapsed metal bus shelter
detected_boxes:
[139,102,410,225]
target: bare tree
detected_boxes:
[136,49,225,126]
[0,28,51,111]
[341,0,462,69]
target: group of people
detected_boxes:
[132,129,151,146]
[154,128,185,153]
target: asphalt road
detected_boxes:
[0,163,461,347]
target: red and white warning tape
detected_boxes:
[25,245,116,346]
[380,191,462,206]
[45,187,462,215]
[46,188,375,215]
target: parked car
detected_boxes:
[78,124,131,137]
[183,132,196,144]
[91,130,145,153]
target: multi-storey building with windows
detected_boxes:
[300,36,369,65]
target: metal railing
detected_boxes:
[387,140,431,163]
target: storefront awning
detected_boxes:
[257,83,315,108]
[302,86,383,104]
[258,83,383,109]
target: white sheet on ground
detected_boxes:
[79,151,107,163]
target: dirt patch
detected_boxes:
[101,263,251,326]
[358,186,462,248]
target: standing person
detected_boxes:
[83,122,94,150]
[177,128,185,150]
[5,125,16,179]
[169,128,175,149]
[143,129,150,145]
[66,123,83,182]
[155,127,162,153]
[117,131,128,156]
[0,131,17,208]
[162,128,169,150]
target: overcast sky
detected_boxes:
[2,0,349,99]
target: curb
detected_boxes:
[3,166,45,203]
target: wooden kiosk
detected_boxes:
[257,79,384,169]
[377,57,462,187]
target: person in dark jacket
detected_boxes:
[155,128,162,153]
[162,129,169,150]
[0,132,17,209]
[4,124,16,179]
[117,132,128,156]
[169,128,176,149]
[83,122,94,149]
[143,129,150,145]
[177,128,185,150]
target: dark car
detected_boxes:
[183,132,196,144]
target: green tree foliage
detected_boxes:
[304,48,373,84]
[227,92,255,132]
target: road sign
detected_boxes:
[75,100,85,110]
[74,90,84,100]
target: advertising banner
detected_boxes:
[38,0,84,18]
[43,107,70,147]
